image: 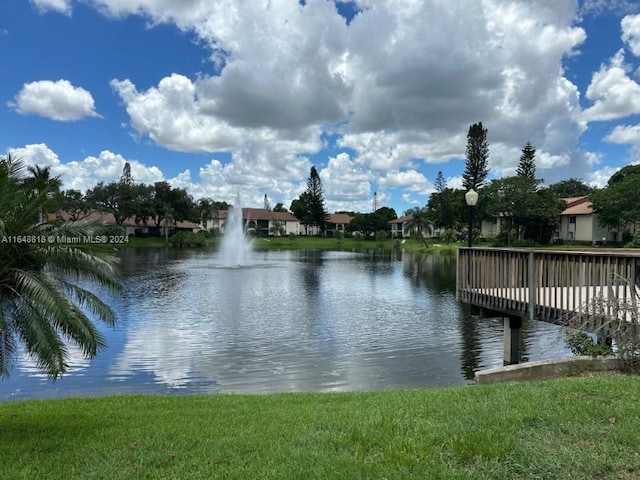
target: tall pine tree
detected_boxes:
[306,166,327,235]
[435,171,447,193]
[516,142,536,180]
[462,122,489,191]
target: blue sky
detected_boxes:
[2,0,640,215]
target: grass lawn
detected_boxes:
[2,375,640,479]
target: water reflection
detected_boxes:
[0,248,575,400]
[459,306,483,380]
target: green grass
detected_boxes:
[2,376,640,479]
[253,236,462,254]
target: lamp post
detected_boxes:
[465,188,479,248]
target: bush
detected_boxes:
[624,235,640,248]
[375,230,387,242]
[565,332,613,357]
[169,231,206,248]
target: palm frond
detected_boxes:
[58,279,117,327]
[0,306,17,379]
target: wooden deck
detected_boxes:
[457,248,640,333]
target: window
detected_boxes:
[569,216,576,224]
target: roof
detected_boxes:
[48,211,202,229]
[560,196,594,216]
[241,208,298,222]
[326,213,354,225]
[389,215,412,225]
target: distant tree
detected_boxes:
[290,192,312,235]
[23,164,63,224]
[440,228,457,249]
[591,165,640,231]
[516,142,536,180]
[548,178,595,198]
[57,189,91,221]
[426,188,474,233]
[307,166,327,234]
[263,194,271,211]
[273,202,287,212]
[86,182,132,226]
[269,220,286,236]
[24,164,62,195]
[120,162,133,186]
[374,206,397,223]
[196,198,215,230]
[292,166,328,235]
[346,213,376,238]
[435,171,447,193]
[462,122,490,191]
[404,207,432,248]
[482,177,564,244]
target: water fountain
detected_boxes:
[220,199,253,267]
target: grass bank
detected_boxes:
[2,376,640,479]
[121,234,463,254]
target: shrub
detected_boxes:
[565,332,613,357]
[169,231,206,248]
[375,230,387,242]
[624,235,640,248]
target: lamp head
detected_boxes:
[465,188,479,207]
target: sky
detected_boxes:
[2,0,640,215]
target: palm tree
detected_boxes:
[404,207,433,248]
[0,155,121,379]
[23,164,62,224]
[269,220,285,237]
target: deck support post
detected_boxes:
[504,316,522,365]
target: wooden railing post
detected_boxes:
[528,251,535,321]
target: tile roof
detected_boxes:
[327,213,354,224]
[48,211,201,229]
[560,196,593,215]
[389,215,413,224]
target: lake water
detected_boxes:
[0,248,574,400]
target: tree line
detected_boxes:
[419,122,634,246]
[9,124,640,245]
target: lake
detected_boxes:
[0,247,574,400]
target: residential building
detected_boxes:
[556,196,618,244]
[207,209,300,236]
[48,211,202,237]
[389,215,413,238]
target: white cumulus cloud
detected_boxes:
[622,14,640,57]
[30,0,72,16]
[9,80,100,121]
[7,144,164,192]
[581,49,640,122]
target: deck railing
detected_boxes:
[457,248,640,327]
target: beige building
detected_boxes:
[556,196,618,244]
[389,215,413,238]
[49,211,202,237]
[207,209,301,236]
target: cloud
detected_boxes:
[30,0,72,16]
[92,0,593,199]
[605,124,640,144]
[579,0,640,17]
[7,144,164,191]
[581,49,640,122]
[9,80,100,121]
[622,14,640,57]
